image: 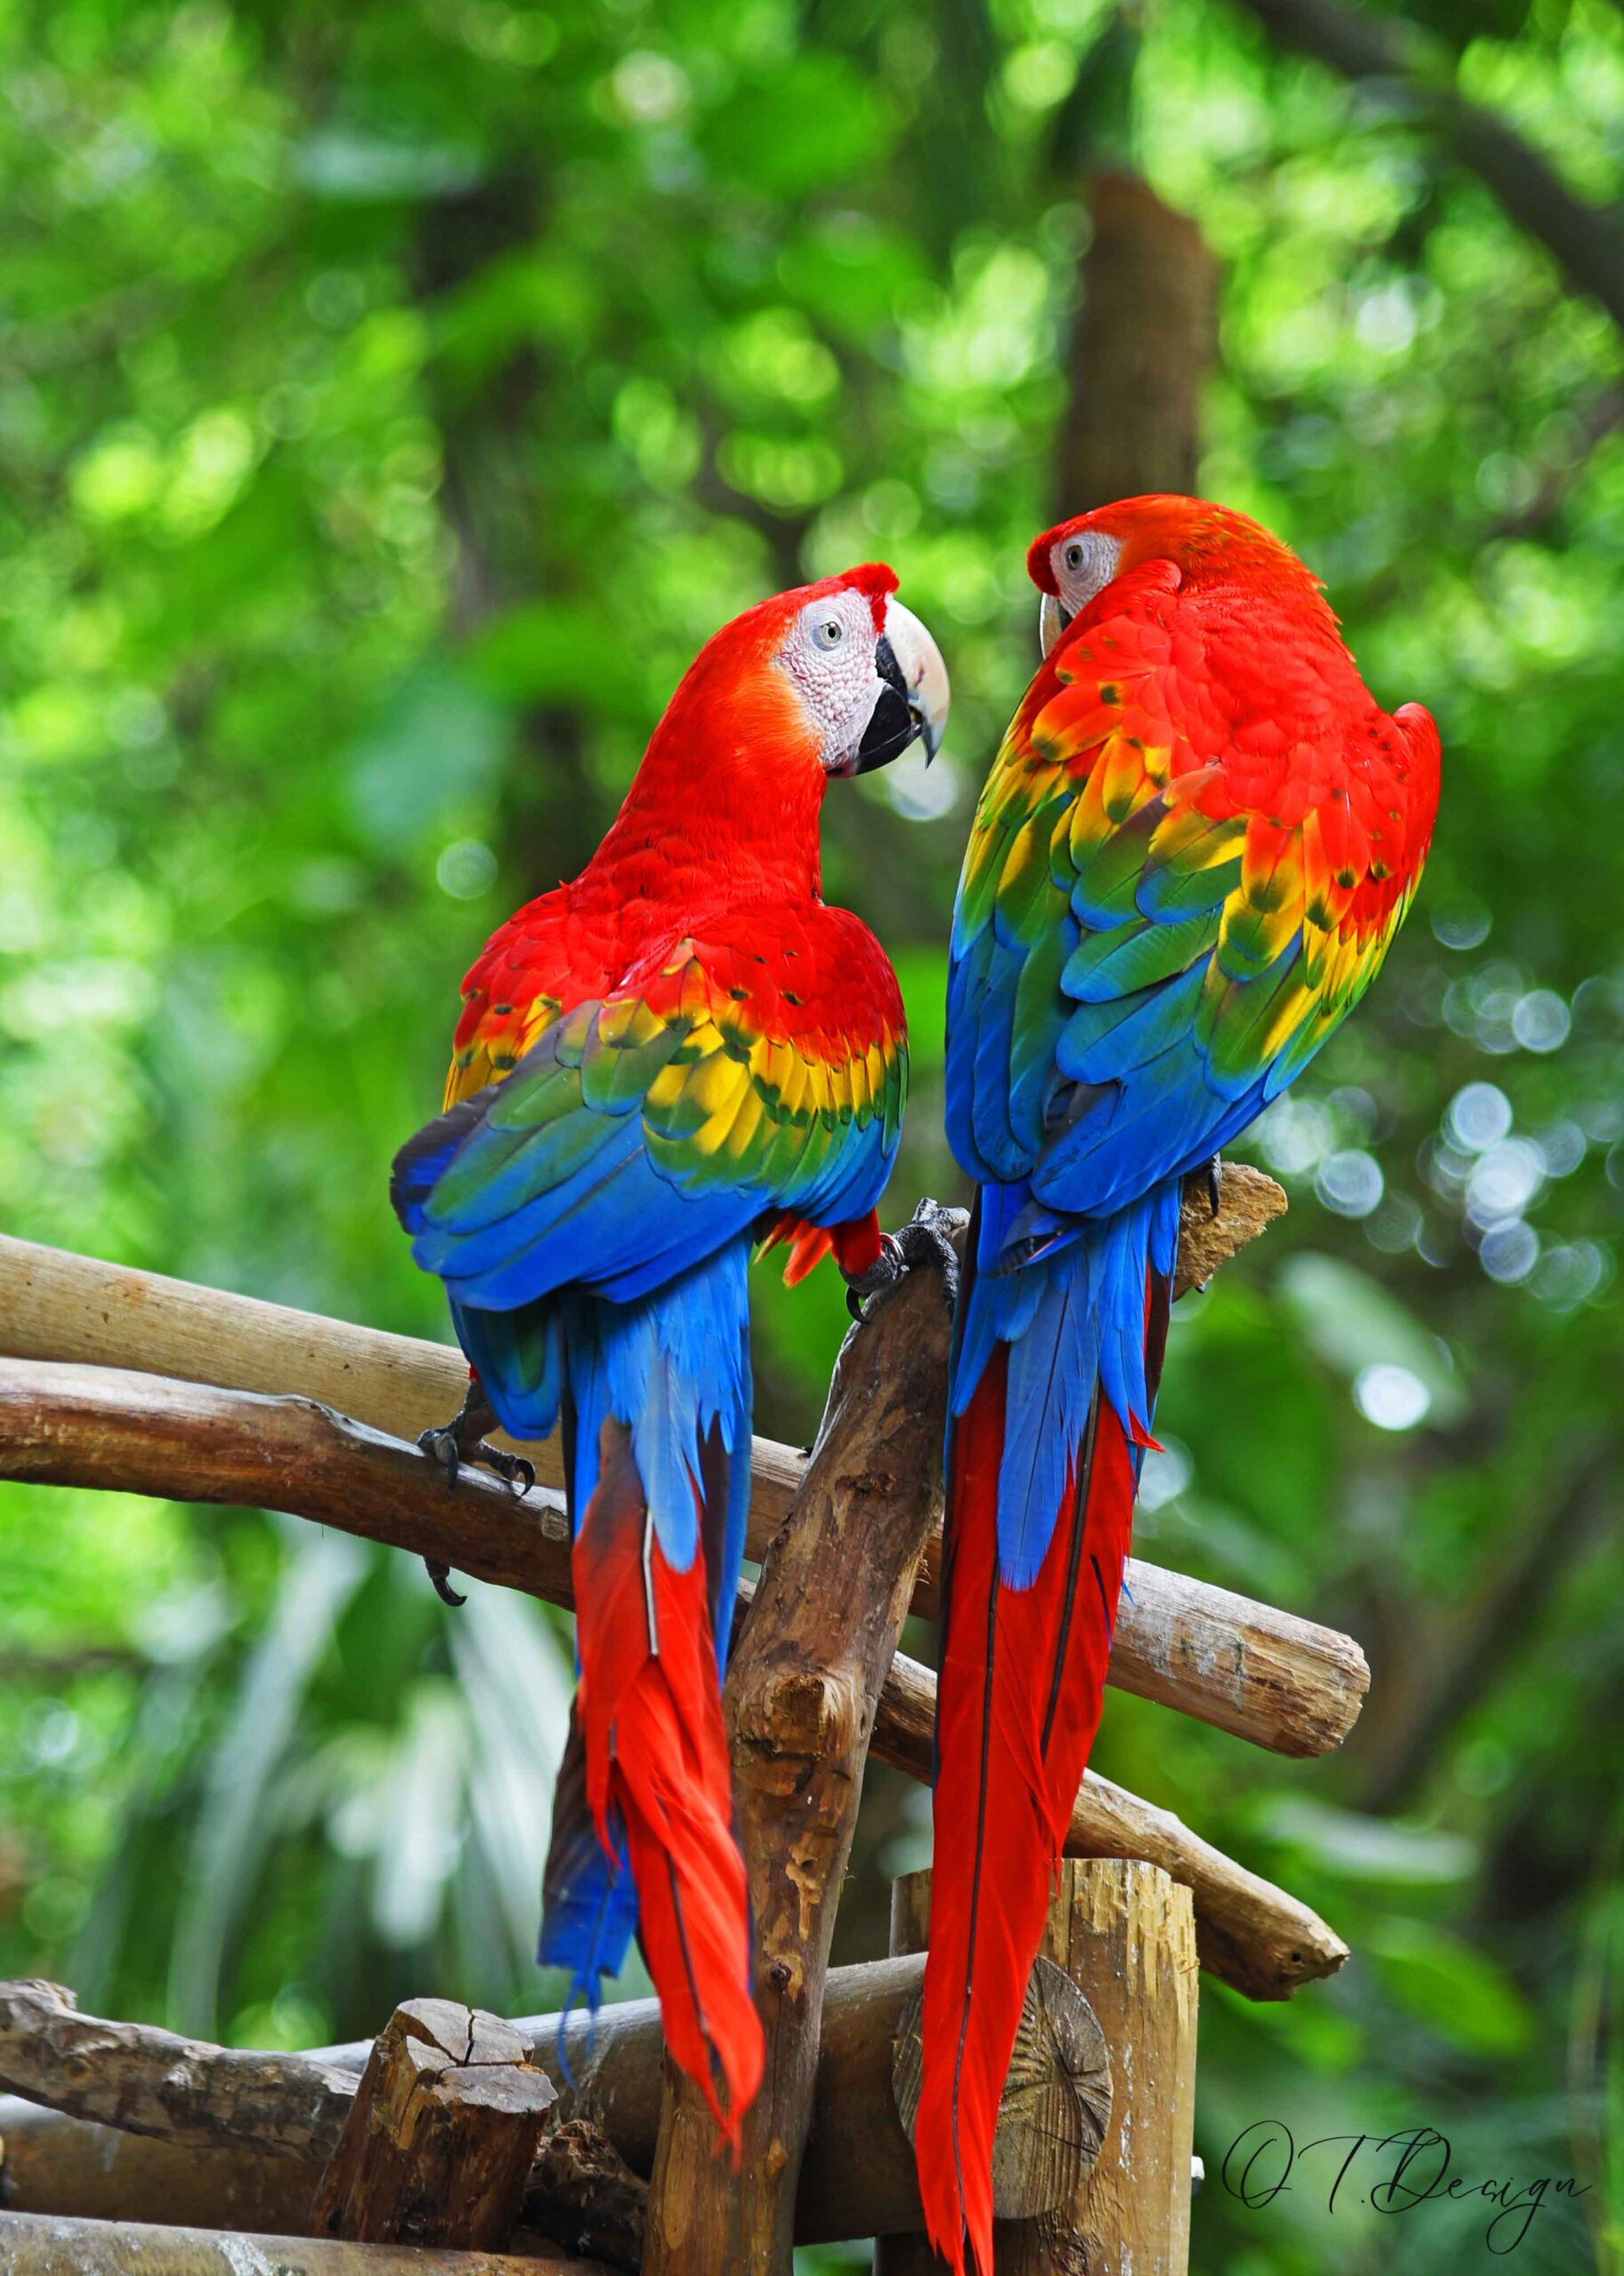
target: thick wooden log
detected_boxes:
[0,1978,352,2160]
[0,2210,612,2274]
[0,1359,1346,1999]
[0,1956,1083,2248]
[0,1175,1364,1769]
[643,1244,954,2276]
[310,2000,556,2249]
[880,1860,1198,2275]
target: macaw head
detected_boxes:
[653,565,949,795]
[1027,495,1323,656]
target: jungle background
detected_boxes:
[2,0,1621,2267]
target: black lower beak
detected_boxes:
[852,634,929,775]
[854,683,916,774]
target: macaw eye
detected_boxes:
[1063,541,1084,573]
[812,616,845,652]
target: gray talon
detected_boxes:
[842,1198,967,1320]
[414,1378,526,1602]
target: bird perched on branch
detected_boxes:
[919,496,1440,2269]
[391,568,948,2147]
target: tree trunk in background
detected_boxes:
[1055,172,1218,513]
[415,172,601,893]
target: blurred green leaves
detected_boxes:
[344,663,509,855]
[1275,1252,1468,1428]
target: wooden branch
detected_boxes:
[0,1978,353,2160]
[1234,0,1624,337]
[311,2000,556,2249]
[0,2096,320,2237]
[0,1181,1371,1768]
[0,2211,613,2275]
[0,1956,1085,2249]
[644,1246,955,2273]
[0,1357,1346,1998]
[0,1357,579,1605]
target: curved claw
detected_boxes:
[845,1231,904,1321]
[499,1453,536,1500]
[423,1557,467,1608]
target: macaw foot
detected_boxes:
[415,1381,536,1607]
[844,1197,968,1321]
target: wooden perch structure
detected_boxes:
[0,1162,1360,2273]
[0,1954,1102,2253]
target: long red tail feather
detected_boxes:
[573,1416,764,2147]
[916,1347,1140,2272]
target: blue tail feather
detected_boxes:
[952,1176,1183,1591]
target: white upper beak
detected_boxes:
[1038,590,1070,659]
[884,598,950,762]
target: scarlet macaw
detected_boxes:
[918,497,1441,2269]
[391,568,948,2143]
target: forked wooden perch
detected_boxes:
[0,1167,1341,2275]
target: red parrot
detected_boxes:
[919,497,1441,2268]
[391,568,948,2145]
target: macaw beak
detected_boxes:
[851,599,951,775]
[1038,589,1072,659]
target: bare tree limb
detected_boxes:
[1234,0,1624,335]
[0,1978,353,2160]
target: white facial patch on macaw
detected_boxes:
[1054,531,1123,616]
[780,588,887,772]
[1040,531,1125,656]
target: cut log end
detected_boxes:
[311,1999,556,2252]
[890,1955,1113,2224]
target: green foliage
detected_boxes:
[2,3,1621,2269]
